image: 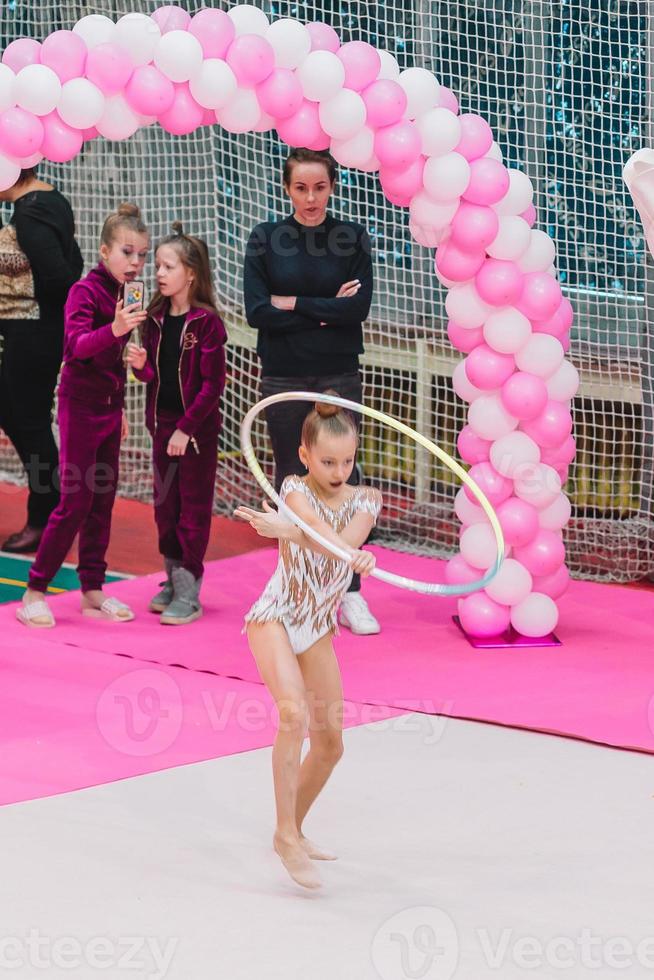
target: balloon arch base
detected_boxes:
[452,616,562,649]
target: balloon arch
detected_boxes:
[0,5,578,639]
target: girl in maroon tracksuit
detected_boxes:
[18,204,149,628]
[127,223,227,625]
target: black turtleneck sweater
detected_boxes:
[243,213,373,377]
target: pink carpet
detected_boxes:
[2,546,654,760]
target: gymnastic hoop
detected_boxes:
[240,391,504,596]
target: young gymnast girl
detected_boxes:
[19,203,149,627]
[234,394,382,889]
[126,223,227,625]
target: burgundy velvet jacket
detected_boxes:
[59,263,127,406]
[134,302,227,442]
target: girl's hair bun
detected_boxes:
[117,202,141,218]
[315,389,341,418]
[171,220,185,236]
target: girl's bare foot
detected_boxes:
[273,833,322,889]
[299,835,338,861]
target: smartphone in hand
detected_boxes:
[123,280,145,309]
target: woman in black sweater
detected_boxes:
[0,167,83,552]
[243,148,380,636]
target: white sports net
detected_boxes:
[0,0,651,581]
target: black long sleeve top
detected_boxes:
[11,188,83,327]
[243,212,373,377]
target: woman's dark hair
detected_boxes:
[283,148,337,187]
[15,167,37,186]
[148,222,217,315]
[301,389,358,449]
[101,202,148,248]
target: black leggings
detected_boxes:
[0,321,62,527]
[261,372,364,593]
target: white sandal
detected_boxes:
[81,596,135,622]
[16,599,55,629]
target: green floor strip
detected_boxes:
[0,553,127,605]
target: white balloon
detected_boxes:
[538,493,571,530]
[510,592,559,637]
[445,282,491,329]
[409,218,447,248]
[468,393,518,441]
[452,361,485,403]
[460,522,501,569]
[398,67,440,119]
[490,431,540,478]
[154,30,203,83]
[518,229,556,272]
[228,4,270,37]
[515,335,564,378]
[14,65,61,116]
[217,87,262,133]
[58,78,105,130]
[96,94,140,141]
[331,126,374,169]
[73,14,117,49]
[115,13,161,67]
[189,59,237,111]
[377,50,400,80]
[409,192,458,247]
[297,50,345,102]
[513,462,561,509]
[0,152,20,192]
[423,152,470,201]
[494,169,534,216]
[455,486,488,526]
[266,19,311,69]
[319,89,366,140]
[416,107,461,157]
[485,141,503,162]
[487,216,531,261]
[19,152,43,168]
[483,306,532,354]
[0,65,15,113]
[546,360,579,401]
[485,558,532,606]
[253,109,275,133]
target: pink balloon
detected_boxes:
[464,158,510,206]
[374,120,421,171]
[560,332,571,353]
[457,424,492,464]
[41,31,87,83]
[435,239,485,282]
[501,372,548,420]
[532,563,569,599]
[464,461,513,506]
[86,43,135,96]
[2,38,41,73]
[520,204,537,227]
[458,592,511,637]
[437,86,459,114]
[152,6,191,33]
[201,108,217,127]
[276,100,329,150]
[158,83,204,136]
[306,22,341,53]
[532,296,573,338]
[476,258,524,306]
[448,320,484,354]
[513,529,565,577]
[82,126,99,141]
[40,112,83,163]
[450,202,499,252]
[521,401,573,449]
[517,272,563,320]
[495,497,539,547]
[456,113,493,161]
[337,41,380,91]
[125,65,175,116]
[257,68,303,119]
[188,8,235,59]
[445,554,481,586]
[226,34,275,87]
[0,108,44,158]
[540,434,576,468]
[465,344,515,390]
[362,79,407,128]
[380,157,424,207]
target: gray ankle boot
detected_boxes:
[160,566,203,625]
[149,558,180,613]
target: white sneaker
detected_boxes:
[339,592,381,635]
